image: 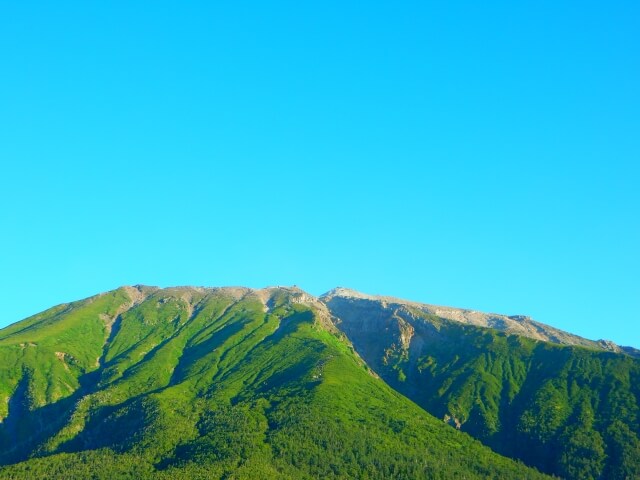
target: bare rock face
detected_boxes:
[320,288,637,355]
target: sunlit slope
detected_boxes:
[0,286,548,479]
[0,288,134,419]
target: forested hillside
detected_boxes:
[325,291,640,479]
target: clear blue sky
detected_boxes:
[1,1,638,347]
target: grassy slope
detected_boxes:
[0,289,131,442]
[327,297,640,480]
[0,287,550,479]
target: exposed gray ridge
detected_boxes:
[321,286,638,356]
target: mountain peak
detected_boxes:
[321,287,375,300]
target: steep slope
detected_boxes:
[0,286,548,479]
[323,290,640,480]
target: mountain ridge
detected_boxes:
[70,284,635,354]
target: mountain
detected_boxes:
[322,288,640,479]
[1,285,638,479]
[0,286,548,479]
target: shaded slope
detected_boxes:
[324,292,640,480]
[0,286,549,479]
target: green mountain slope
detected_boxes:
[0,286,549,479]
[323,291,640,480]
